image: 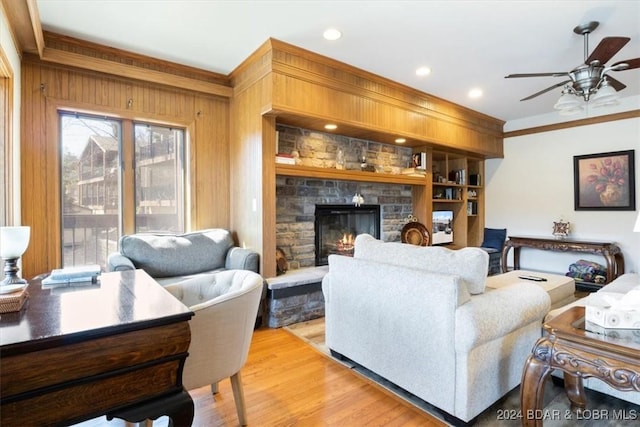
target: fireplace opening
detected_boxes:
[314,204,381,266]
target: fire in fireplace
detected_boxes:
[314,204,381,265]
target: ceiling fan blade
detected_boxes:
[586,37,630,64]
[520,80,572,101]
[605,75,627,92]
[505,72,568,78]
[611,58,640,70]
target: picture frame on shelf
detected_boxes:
[573,150,635,211]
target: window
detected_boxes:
[60,112,186,269]
[134,123,185,233]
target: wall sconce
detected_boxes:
[1,226,31,287]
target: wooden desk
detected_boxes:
[501,235,624,287]
[0,270,194,427]
[520,307,640,427]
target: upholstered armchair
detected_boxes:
[107,228,265,327]
[164,269,264,426]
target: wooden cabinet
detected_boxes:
[274,144,484,251]
[429,151,484,248]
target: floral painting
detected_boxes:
[574,150,635,211]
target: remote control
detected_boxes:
[518,275,547,282]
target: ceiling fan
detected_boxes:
[505,21,640,105]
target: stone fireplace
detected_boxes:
[314,204,381,265]
[275,124,415,270]
[267,124,415,328]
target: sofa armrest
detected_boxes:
[225,247,259,272]
[455,283,550,352]
[107,252,136,272]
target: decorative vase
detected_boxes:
[599,183,624,206]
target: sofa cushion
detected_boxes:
[354,234,488,294]
[119,228,233,277]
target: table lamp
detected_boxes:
[1,226,31,287]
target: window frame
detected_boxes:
[56,108,190,268]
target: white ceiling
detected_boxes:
[35,1,640,125]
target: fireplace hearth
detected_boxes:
[314,204,381,265]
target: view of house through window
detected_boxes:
[60,112,185,269]
[134,123,185,234]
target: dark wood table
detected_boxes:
[0,269,194,427]
[520,306,640,427]
[501,235,624,288]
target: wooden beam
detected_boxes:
[41,47,233,98]
[25,0,44,57]
[0,0,37,55]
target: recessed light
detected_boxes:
[468,88,483,98]
[395,138,406,144]
[324,124,338,130]
[416,67,432,77]
[323,28,342,41]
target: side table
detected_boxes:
[520,306,640,427]
[0,270,194,426]
[501,235,624,289]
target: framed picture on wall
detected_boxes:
[573,150,636,211]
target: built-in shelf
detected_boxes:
[275,164,427,185]
[433,183,464,187]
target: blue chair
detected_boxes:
[480,228,507,275]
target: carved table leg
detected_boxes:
[603,253,616,284]
[501,244,512,273]
[513,247,521,270]
[520,349,553,427]
[563,372,587,414]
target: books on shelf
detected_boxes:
[411,152,427,170]
[275,153,296,165]
[469,174,481,186]
[448,168,466,185]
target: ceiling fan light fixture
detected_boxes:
[591,79,620,107]
[553,89,581,110]
[506,21,639,114]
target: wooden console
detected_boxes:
[501,235,624,289]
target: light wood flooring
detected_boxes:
[75,326,444,427]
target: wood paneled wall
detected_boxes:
[229,45,274,276]
[267,39,504,157]
[20,54,230,278]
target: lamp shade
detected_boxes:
[0,226,31,258]
[553,92,581,110]
[592,79,619,107]
[634,212,640,232]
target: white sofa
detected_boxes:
[322,234,551,423]
[546,273,640,406]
